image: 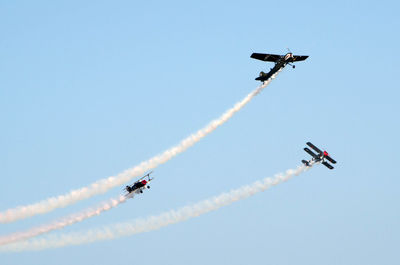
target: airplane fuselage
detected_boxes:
[124,172,154,197]
[256,53,294,82]
[126,179,148,194]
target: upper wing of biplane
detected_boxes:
[304,147,318,159]
[250,53,281,62]
[292,55,309,62]
[322,161,334,170]
[141,171,153,179]
[306,142,322,154]
[129,171,153,185]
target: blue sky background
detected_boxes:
[1,0,399,264]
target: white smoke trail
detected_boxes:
[0,195,127,245]
[0,70,282,223]
[1,162,313,252]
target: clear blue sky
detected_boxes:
[1,0,399,264]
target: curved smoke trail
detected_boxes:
[0,195,127,246]
[0,162,313,252]
[0,71,282,223]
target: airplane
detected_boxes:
[250,51,309,82]
[302,142,337,169]
[125,171,154,196]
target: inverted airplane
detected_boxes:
[250,51,309,82]
[302,142,336,169]
[125,171,154,196]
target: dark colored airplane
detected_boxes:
[302,142,337,169]
[250,51,309,82]
[125,171,154,196]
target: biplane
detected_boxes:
[125,171,154,196]
[302,142,336,169]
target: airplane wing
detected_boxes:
[322,161,334,169]
[137,171,153,181]
[306,142,322,154]
[325,155,337,164]
[304,147,318,159]
[292,55,309,62]
[250,53,281,62]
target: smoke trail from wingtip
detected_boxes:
[0,195,128,246]
[1,162,311,252]
[0,70,282,223]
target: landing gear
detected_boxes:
[292,65,295,69]
[140,190,143,193]
[147,186,150,189]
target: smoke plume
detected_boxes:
[1,161,312,252]
[0,71,282,223]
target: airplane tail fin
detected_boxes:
[301,160,310,166]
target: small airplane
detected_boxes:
[125,171,154,196]
[250,51,309,82]
[302,142,337,169]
